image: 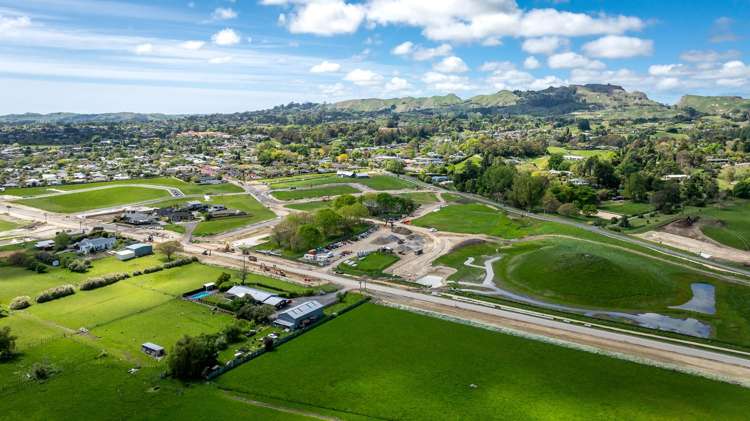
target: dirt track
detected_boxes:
[638,231,750,265]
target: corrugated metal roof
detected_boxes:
[280,300,323,320]
[226,286,277,302]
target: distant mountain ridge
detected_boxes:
[326,84,668,116]
[0,112,179,124]
[1,87,748,123]
[677,95,750,114]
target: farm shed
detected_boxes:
[141,342,165,358]
[274,300,324,330]
[126,243,153,257]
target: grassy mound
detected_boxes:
[500,238,693,309]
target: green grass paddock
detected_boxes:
[271,185,359,201]
[218,304,750,420]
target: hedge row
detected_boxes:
[9,296,32,310]
[139,257,198,276]
[36,285,75,303]
[80,273,130,291]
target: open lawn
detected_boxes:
[18,186,170,213]
[266,173,414,191]
[696,201,750,251]
[285,200,333,212]
[3,176,242,198]
[412,203,538,238]
[548,146,615,160]
[218,304,750,420]
[337,252,399,278]
[599,200,654,216]
[396,192,438,205]
[271,185,359,201]
[0,254,167,305]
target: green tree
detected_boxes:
[624,173,649,202]
[54,231,71,250]
[384,159,405,174]
[734,178,750,199]
[293,224,323,252]
[509,173,547,210]
[548,154,565,171]
[156,240,183,261]
[167,334,219,380]
[332,194,357,209]
[237,304,275,323]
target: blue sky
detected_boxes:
[0,0,748,114]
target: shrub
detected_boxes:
[6,251,30,267]
[221,323,246,344]
[9,296,31,310]
[143,266,164,274]
[236,304,275,323]
[0,305,8,318]
[80,273,129,291]
[67,259,91,273]
[214,335,228,351]
[36,285,75,303]
[0,326,17,360]
[28,362,58,381]
[131,270,143,277]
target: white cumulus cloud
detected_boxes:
[134,43,153,55]
[433,56,469,73]
[524,56,541,70]
[344,68,383,86]
[285,0,365,36]
[548,52,605,69]
[212,28,241,46]
[310,60,342,73]
[385,77,411,92]
[582,35,653,59]
[521,36,567,55]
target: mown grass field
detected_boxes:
[696,201,750,251]
[218,304,750,420]
[547,146,616,160]
[285,200,333,212]
[266,173,414,191]
[18,186,170,213]
[0,254,167,305]
[337,252,399,278]
[396,191,438,204]
[412,203,538,238]
[3,176,242,198]
[271,185,359,201]
[599,200,654,216]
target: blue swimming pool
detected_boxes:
[190,291,214,300]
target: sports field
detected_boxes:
[412,203,538,238]
[271,185,359,201]
[218,304,750,420]
[3,177,242,198]
[266,173,414,191]
[18,186,170,213]
[396,192,439,204]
